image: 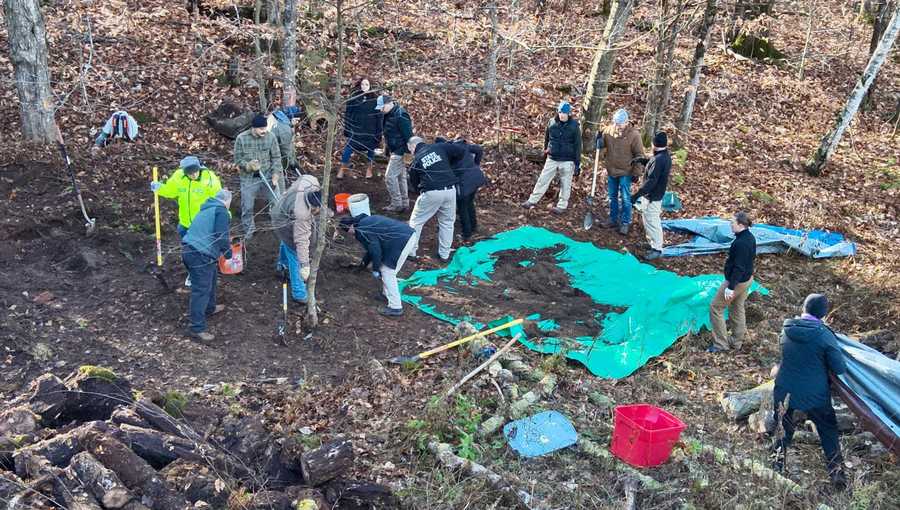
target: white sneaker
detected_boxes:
[184,276,192,287]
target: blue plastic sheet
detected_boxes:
[836,334,900,440]
[661,217,856,258]
[503,411,578,458]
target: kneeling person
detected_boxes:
[340,214,415,317]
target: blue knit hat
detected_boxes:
[180,156,201,172]
[251,114,267,128]
[558,101,572,114]
[375,94,392,111]
[613,108,629,125]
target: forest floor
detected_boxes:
[2,0,900,509]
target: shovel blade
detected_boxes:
[387,355,420,365]
[583,210,594,230]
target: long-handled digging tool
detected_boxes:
[583,142,601,231]
[55,126,96,235]
[388,317,524,364]
[276,281,289,345]
[145,166,171,291]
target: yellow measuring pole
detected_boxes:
[152,167,163,267]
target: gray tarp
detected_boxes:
[836,334,900,450]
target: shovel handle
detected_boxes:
[589,149,599,197]
[152,167,163,266]
[418,318,524,360]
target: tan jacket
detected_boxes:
[290,175,321,265]
[601,125,645,177]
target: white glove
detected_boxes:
[372,271,381,279]
[150,181,161,192]
[300,266,310,281]
[247,160,261,172]
[724,288,735,301]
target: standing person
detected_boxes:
[340,214,416,317]
[181,190,234,341]
[521,101,582,214]
[338,78,383,180]
[269,106,301,175]
[151,155,222,287]
[376,94,414,212]
[771,293,848,490]
[707,211,757,352]
[436,136,486,243]
[271,174,323,303]
[598,108,644,235]
[630,132,671,260]
[234,114,283,241]
[406,137,468,262]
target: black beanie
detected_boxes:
[251,114,267,128]
[339,214,363,231]
[306,191,322,208]
[653,131,668,148]
[803,293,829,319]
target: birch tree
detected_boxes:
[806,5,900,175]
[282,0,298,107]
[3,0,58,143]
[483,0,500,102]
[675,0,718,146]
[642,0,687,143]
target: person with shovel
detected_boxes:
[376,94,414,212]
[521,101,582,214]
[340,214,416,317]
[181,189,234,342]
[271,174,324,304]
[630,132,671,260]
[150,155,223,287]
[234,114,283,241]
[707,211,757,353]
[598,109,644,235]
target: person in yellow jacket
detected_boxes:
[150,155,222,287]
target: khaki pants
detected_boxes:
[636,198,663,251]
[709,279,753,349]
[381,236,415,310]
[408,188,456,259]
[526,159,575,209]
[384,154,409,208]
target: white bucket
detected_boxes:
[348,193,371,217]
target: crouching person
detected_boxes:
[271,174,323,303]
[772,293,848,491]
[340,214,415,317]
[181,190,234,341]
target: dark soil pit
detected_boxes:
[405,247,626,340]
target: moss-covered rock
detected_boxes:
[731,34,786,61]
[77,365,118,382]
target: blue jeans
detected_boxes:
[182,249,218,333]
[341,142,375,165]
[277,242,308,302]
[607,175,633,225]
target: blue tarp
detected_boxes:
[504,411,578,458]
[836,335,900,441]
[661,217,857,258]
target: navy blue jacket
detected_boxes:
[774,318,847,411]
[724,229,756,290]
[408,142,467,192]
[182,198,233,259]
[453,142,487,197]
[382,106,413,156]
[544,115,582,166]
[344,91,383,152]
[355,215,415,270]
[632,148,671,202]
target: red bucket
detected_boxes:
[610,404,686,468]
[334,193,351,214]
[218,238,244,275]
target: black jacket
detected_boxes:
[382,106,413,156]
[408,142,467,192]
[774,318,847,411]
[344,92,383,152]
[632,149,671,202]
[543,115,582,166]
[724,229,756,289]
[451,142,486,197]
[355,215,415,270]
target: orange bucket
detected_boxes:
[219,238,245,275]
[334,193,351,214]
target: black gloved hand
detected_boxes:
[631,157,649,166]
[595,133,605,150]
[630,195,639,205]
[574,166,581,178]
[288,162,300,173]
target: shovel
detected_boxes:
[55,126,96,235]
[388,317,523,364]
[583,144,601,231]
[277,282,288,345]
[146,166,172,290]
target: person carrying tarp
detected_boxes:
[707,211,756,353]
[771,293,848,491]
[234,114,284,240]
[339,214,415,317]
[521,101,581,215]
[150,155,223,287]
[270,174,324,304]
[630,132,671,261]
[181,190,234,342]
[92,110,139,152]
[269,106,301,174]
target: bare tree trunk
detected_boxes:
[282,0,298,107]
[806,5,900,175]
[862,0,895,110]
[253,0,268,112]
[3,0,59,143]
[483,0,500,102]
[306,0,344,327]
[581,0,636,148]
[642,0,686,143]
[675,0,718,147]
[797,0,816,80]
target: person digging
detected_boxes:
[151,155,222,287]
[340,214,416,317]
[771,293,849,492]
[181,190,234,341]
[522,101,582,214]
[234,114,283,241]
[271,175,324,304]
[707,211,757,353]
[630,132,671,261]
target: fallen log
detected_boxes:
[300,437,354,486]
[134,398,199,441]
[70,451,134,509]
[28,373,72,424]
[111,406,151,429]
[428,440,535,509]
[720,380,773,421]
[113,423,202,469]
[13,421,108,477]
[577,438,662,491]
[322,479,399,510]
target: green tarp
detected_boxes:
[399,226,766,379]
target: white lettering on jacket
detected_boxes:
[420,151,442,169]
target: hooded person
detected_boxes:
[521,101,582,215]
[375,94,414,212]
[270,175,324,303]
[771,293,848,490]
[181,190,234,341]
[339,78,383,180]
[234,113,284,240]
[598,108,645,235]
[339,214,415,317]
[630,132,671,260]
